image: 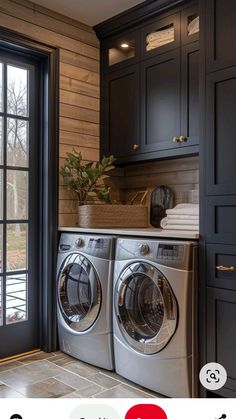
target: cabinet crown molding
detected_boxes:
[94,0,189,40]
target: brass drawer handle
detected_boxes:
[179,135,187,142]
[216,265,236,272]
[172,136,180,143]
[132,143,139,151]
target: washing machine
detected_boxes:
[113,237,198,397]
[57,233,115,370]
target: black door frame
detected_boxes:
[0,26,59,353]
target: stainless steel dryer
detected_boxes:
[113,237,198,397]
[57,233,115,370]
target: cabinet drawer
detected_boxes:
[206,196,236,244]
[207,287,236,395]
[207,244,236,290]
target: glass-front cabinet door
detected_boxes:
[104,30,140,71]
[141,14,181,58]
[181,5,199,45]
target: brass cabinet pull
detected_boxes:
[172,136,180,143]
[179,135,187,142]
[216,265,236,271]
[132,143,139,151]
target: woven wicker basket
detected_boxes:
[78,191,148,228]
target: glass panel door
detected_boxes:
[0,49,39,359]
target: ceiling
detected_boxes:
[32,0,145,27]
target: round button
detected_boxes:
[125,404,167,419]
[140,243,150,255]
[199,362,227,390]
[75,238,84,248]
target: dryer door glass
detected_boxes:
[116,262,177,354]
[58,253,101,332]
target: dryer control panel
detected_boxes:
[157,244,184,261]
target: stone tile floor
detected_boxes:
[0,351,162,398]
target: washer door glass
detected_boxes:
[115,262,177,354]
[58,253,101,332]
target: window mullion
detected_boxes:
[2,61,7,326]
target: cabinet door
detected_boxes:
[103,65,140,159]
[206,0,236,72]
[140,49,180,154]
[207,287,236,396]
[206,67,236,195]
[181,42,199,147]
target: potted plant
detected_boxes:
[60,150,148,228]
[60,149,115,205]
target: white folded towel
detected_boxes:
[167,214,199,220]
[188,16,199,35]
[160,217,199,231]
[164,218,199,225]
[166,203,199,216]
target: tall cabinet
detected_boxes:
[202,0,236,398]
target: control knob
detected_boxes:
[139,243,150,255]
[75,238,84,248]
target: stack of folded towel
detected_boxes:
[160,203,199,231]
[188,16,199,36]
[146,26,175,51]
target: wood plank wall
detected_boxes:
[107,156,199,224]
[0,0,100,226]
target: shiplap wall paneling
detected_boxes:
[0,0,100,227]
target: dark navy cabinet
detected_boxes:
[103,65,140,159]
[206,67,236,195]
[140,50,181,155]
[207,287,236,397]
[203,0,236,398]
[97,1,199,163]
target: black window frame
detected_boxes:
[0,26,59,352]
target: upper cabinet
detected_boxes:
[206,0,236,72]
[99,2,199,163]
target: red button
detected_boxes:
[125,404,167,419]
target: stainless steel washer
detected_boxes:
[113,237,198,397]
[57,233,115,370]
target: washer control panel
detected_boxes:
[157,244,184,261]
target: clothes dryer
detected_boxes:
[57,233,115,370]
[113,237,198,397]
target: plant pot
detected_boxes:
[78,204,148,228]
